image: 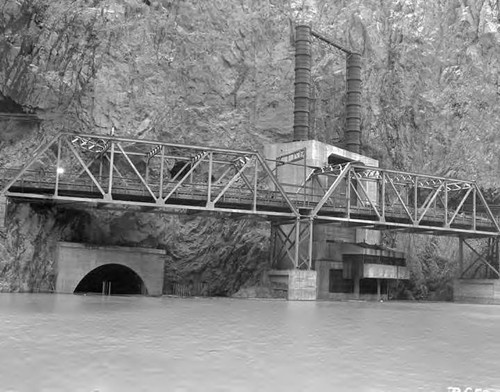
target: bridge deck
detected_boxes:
[3,175,497,236]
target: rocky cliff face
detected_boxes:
[0,202,269,294]
[2,0,500,297]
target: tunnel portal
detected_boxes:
[74,264,146,295]
[56,242,165,296]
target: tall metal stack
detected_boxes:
[345,53,362,153]
[293,24,312,142]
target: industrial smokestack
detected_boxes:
[293,24,312,141]
[345,53,362,153]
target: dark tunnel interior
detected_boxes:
[74,264,147,295]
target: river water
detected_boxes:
[1,294,499,392]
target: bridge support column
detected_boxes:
[458,236,464,276]
[353,273,360,299]
[454,238,500,304]
[267,269,317,301]
[269,218,317,300]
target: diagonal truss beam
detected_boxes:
[211,157,254,206]
[255,154,299,217]
[447,187,473,227]
[352,170,382,220]
[65,138,107,196]
[416,182,444,224]
[476,186,500,233]
[0,133,60,195]
[311,163,351,216]
[163,152,208,202]
[116,143,157,201]
[386,174,414,223]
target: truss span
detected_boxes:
[0,133,498,237]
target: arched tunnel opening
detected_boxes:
[74,264,148,295]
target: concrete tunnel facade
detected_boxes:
[56,242,165,296]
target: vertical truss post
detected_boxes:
[414,176,418,223]
[381,171,386,221]
[308,217,314,269]
[347,169,351,218]
[444,181,448,227]
[458,236,464,276]
[252,159,258,212]
[158,146,165,202]
[54,137,62,196]
[208,151,213,207]
[106,140,115,201]
[294,218,300,269]
[303,149,307,204]
[472,187,476,231]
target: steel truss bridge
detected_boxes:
[0,132,499,276]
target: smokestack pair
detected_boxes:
[292,25,361,154]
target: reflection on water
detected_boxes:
[1,294,499,392]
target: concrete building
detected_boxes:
[264,140,409,301]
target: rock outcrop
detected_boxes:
[2,0,500,298]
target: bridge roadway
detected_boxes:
[1,169,498,237]
[0,132,499,238]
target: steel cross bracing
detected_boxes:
[270,218,314,270]
[459,238,500,279]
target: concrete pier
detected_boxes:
[268,270,317,300]
[453,279,500,304]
